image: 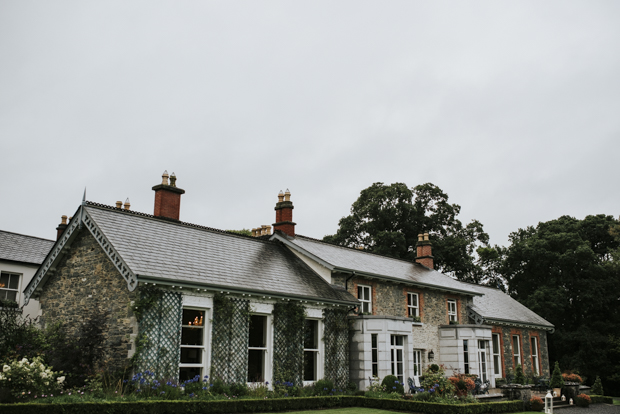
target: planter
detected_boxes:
[562,383,580,401]
[500,384,532,403]
[553,388,562,397]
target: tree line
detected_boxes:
[323,182,620,396]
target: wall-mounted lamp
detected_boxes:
[428,350,435,361]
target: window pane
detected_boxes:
[248,349,264,382]
[304,320,318,349]
[181,327,203,345]
[303,351,316,381]
[180,347,202,364]
[358,286,363,300]
[179,367,201,382]
[8,275,19,290]
[371,334,377,348]
[249,315,266,348]
[3,291,17,302]
[0,274,8,289]
[182,309,204,326]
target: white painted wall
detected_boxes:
[0,260,41,319]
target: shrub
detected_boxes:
[381,375,404,394]
[210,379,230,395]
[562,373,583,384]
[575,393,591,407]
[549,362,564,388]
[448,374,475,396]
[530,396,544,411]
[420,365,454,397]
[313,379,334,396]
[0,357,64,400]
[0,306,46,363]
[591,376,604,395]
[590,395,613,404]
[514,364,525,385]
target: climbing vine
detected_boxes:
[132,285,165,322]
[272,302,306,386]
[210,293,250,383]
[323,307,352,389]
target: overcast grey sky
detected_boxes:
[1,1,619,247]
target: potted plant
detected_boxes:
[410,315,421,323]
[549,361,564,397]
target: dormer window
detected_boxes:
[358,285,372,314]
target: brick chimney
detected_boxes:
[152,171,185,220]
[415,232,434,269]
[56,215,68,240]
[273,189,296,237]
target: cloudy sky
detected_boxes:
[1,1,619,248]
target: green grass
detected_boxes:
[258,409,405,414]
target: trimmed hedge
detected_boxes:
[0,396,524,414]
[590,395,614,404]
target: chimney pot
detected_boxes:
[170,172,177,187]
[284,189,291,202]
[424,232,429,241]
[124,198,131,210]
[162,170,169,185]
[56,215,69,240]
[278,190,284,202]
[116,201,122,209]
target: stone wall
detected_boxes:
[334,272,472,364]
[38,229,138,372]
[496,325,550,378]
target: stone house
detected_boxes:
[0,230,53,317]
[24,172,553,389]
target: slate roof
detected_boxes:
[0,230,54,265]
[470,284,554,329]
[83,204,357,304]
[281,235,481,296]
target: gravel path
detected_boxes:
[576,404,620,414]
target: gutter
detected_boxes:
[136,275,359,307]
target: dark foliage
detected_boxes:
[381,374,405,394]
[0,307,46,363]
[503,215,620,395]
[323,182,491,283]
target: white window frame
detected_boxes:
[407,293,419,317]
[463,339,470,374]
[512,335,521,368]
[248,313,273,384]
[412,349,422,377]
[390,335,404,384]
[448,299,457,322]
[492,333,502,378]
[179,307,210,381]
[358,285,372,314]
[371,334,379,378]
[478,340,489,382]
[531,336,540,376]
[303,319,323,385]
[0,272,21,304]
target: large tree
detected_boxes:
[323,182,490,283]
[503,214,620,394]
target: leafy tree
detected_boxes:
[323,182,490,283]
[503,215,620,395]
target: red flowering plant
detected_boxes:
[448,373,475,397]
[562,373,583,384]
[575,393,591,407]
[529,396,544,411]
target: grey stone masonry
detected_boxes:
[38,229,138,373]
[496,325,550,379]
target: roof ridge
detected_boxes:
[0,229,54,243]
[84,201,272,243]
[295,233,424,267]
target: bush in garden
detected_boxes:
[549,362,564,388]
[210,378,230,395]
[420,364,455,397]
[313,379,334,396]
[0,357,64,400]
[381,375,404,394]
[562,372,583,384]
[0,306,46,363]
[591,376,604,395]
[575,393,591,407]
[530,396,544,411]
[365,379,401,399]
[448,373,475,396]
[514,364,525,385]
